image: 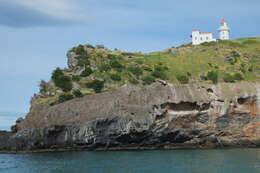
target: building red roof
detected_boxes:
[220,19,227,23]
[200,32,212,34]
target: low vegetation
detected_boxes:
[36,37,260,105]
[85,80,104,93]
[51,68,72,92]
[176,75,189,84]
[58,93,74,103]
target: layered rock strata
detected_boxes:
[1,82,260,151]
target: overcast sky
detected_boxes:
[0,0,259,129]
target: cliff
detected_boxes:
[1,38,260,152]
[1,81,260,151]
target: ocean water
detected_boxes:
[0,149,260,173]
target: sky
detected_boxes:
[0,0,260,130]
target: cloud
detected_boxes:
[0,0,85,27]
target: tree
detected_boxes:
[39,80,48,93]
[58,76,73,92]
[86,80,104,93]
[80,67,93,77]
[51,68,63,81]
[51,68,73,92]
[74,45,85,55]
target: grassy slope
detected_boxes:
[37,37,260,105]
[132,37,260,83]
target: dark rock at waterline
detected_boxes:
[1,82,260,151]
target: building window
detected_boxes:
[206,37,208,40]
[200,37,202,40]
[195,37,197,40]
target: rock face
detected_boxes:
[1,82,260,151]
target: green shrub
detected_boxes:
[129,78,139,85]
[80,67,93,77]
[200,75,208,81]
[223,73,235,83]
[224,56,236,65]
[143,66,153,71]
[85,44,95,49]
[231,51,240,58]
[85,80,104,93]
[142,75,155,85]
[223,72,244,83]
[156,65,168,71]
[72,75,81,81]
[99,64,111,72]
[135,59,144,64]
[58,93,74,103]
[207,71,218,84]
[96,45,105,49]
[76,55,91,66]
[240,64,246,74]
[151,65,168,80]
[176,75,189,84]
[74,45,85,55]
[128,65,143,76]
[248,66,253,72]
[39,80,48,93]
[58,76,73,92]
[73,90,84,97]
[110,74,121,81]
[233,73,244,81]
[110,60,124,71]
[152,70,167,80]
[51,68,64,81]
[51,68,73,92]
[121,52,138,56]
[107,54,117,59]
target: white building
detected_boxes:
[218,19,230,40]
[191,19,230,45]
[191,30,216,45]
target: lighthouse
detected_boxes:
[218,19,230,40]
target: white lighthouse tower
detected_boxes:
[218,19,230,40]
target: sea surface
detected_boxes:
[0,149,260,173]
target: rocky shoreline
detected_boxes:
[1,82,260,152]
